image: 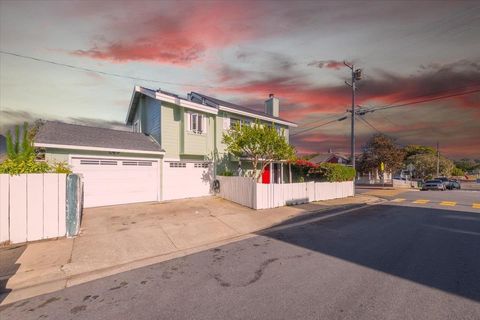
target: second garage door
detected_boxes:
[162,161,212,201]
[71,157,160,208]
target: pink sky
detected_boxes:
[0,0,479,158]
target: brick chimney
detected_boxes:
[264,93,279,117]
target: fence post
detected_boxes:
[66,174,83,237]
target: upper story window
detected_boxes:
[188,112,206,134]
[133,120,140,133]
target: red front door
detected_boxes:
[262,165,270,184]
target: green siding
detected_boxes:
[161,102,181,158]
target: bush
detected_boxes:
[0,155,51,174]
[312,163,356,182]
[51,162,73,174]
[218,169,233,176]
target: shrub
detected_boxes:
[0,155,51,174]
[51,162,73,174]
[218,169,233,176]
[311,163,356,182]
[451,166,464,177]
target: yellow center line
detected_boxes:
[391,198,406,202]
[413,199,430,204]
[440,201,456,207]
[473,203,480,209]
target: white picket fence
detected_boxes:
[217,176,354,209]
[0,174,67,244]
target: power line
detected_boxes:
[0,50,221,89]
[291,114,347,137]
[357,116,382,134]
[369,88,480,112]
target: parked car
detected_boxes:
[447,179,461,190]
[435,177,451,189]
[422,179,446,191]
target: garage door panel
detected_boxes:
[163,162,212,201]
[71,157,159,208]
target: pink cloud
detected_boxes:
[71,2,265,65]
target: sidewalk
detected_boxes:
[0,194,381,305]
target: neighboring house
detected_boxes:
[35,86,297,208]
[310,151,350,165]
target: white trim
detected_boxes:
[35,143,165,155]
[156,91,217,115]
[219,105,297,127]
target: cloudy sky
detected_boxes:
[1,0,479,159]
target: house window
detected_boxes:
[189,113,205,134]
[133,120,140,133]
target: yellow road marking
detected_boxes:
[473,203,480,209]
[440,201,456,207]
[392,198,406,202]
[413,199,430,204]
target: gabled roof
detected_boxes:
[34,121,164,154]
[125,86,297,127]
[310,152,349,164]
[190,92,297,127]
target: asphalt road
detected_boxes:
[1,193,480,319]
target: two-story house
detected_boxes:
[34,86,296,208]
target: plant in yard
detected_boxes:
[222,120,296,182]
[289,159,317,182]
[406,153,454,179]
[311,163,356,182]
[51,162,73,174]
[0,121,71,175]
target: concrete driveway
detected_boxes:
[1,194,378,305]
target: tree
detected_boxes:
[357,134,405,174]
[403,144,435,159]
[222,121,296,181]
[406,153,454,179]
[5,122,34,160]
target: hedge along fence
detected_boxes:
[289,161,356,183]
[0,173,83,245]
[216,176,354,209]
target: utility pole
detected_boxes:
[344,62,362,172]
[436,141,440,177]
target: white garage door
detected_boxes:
[163,161,212,201]
[71,157,159,208]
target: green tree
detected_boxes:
[5,122,35,160]
[357,134,405,174]
[403,144,435,159]
[406,153,454,179]
[222,121,296,181]
[451,166,465,177]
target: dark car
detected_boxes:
[447,179,461,190]
[422,179,446,191]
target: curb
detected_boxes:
[0,197,383,306]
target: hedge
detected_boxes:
[311,163,356,182]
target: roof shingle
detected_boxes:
[35,121,163,153]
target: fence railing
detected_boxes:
[0,173,83,245]
[216,176,354,209]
